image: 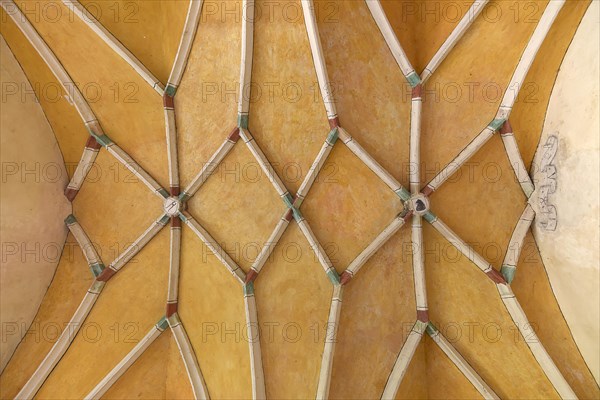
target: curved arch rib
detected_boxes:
[15,281,105,399]
[500,120,535,198]
[424,209,577,397]
[64,136,102,201]
[365,0,419,86]
[497,284,578,399]
[316,285,343,399]
[301,0,338,121]
[501,204,535,283]
[244,282,266,399]
[168,314,210,399]
[422,0,565,195]
[166,0,204,96]
[96,214,170,281]
[61,0,164,95]
[65,214,104,277]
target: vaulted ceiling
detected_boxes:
[0,0,598,399]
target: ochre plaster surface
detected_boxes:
[100,330,194,399]
[329,228,415,399]
[12,0,169,187]
[176,0,241,187]
[0,233,92,399]
[302,144,403,272]
[178,229,252,400]
[189,143,287,273]
[424,224,559,399]
[34,228,169,399]
[394,342,427,399]
[248,0,330,194]
[255,224,332,399]
[78,0,189,85]
[316,0,411,184]
[2,0,599,398]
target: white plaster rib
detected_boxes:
[238,0,254,117]
[167,220,182,306]
[103,142,167,199]
[105,215,169,274]
[411,215,428,311]
[165,104,179,193]
[316,285,343,399]
[183,136,238,198]
[66,217,102,271]
[65,141,101,197]
[428,214,494,273]
[244,286,266,399]
[498,1,566,120]
[61,0,164,95]
[338,127,408,196]
[301,0,338,120]
[500,126,535,197]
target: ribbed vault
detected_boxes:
[0,0,598,399]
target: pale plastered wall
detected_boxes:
[0,35,71,372]
[532,1,600,384]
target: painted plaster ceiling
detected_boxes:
[0,0,599,399]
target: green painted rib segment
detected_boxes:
[415,320,428,334]
[292,207,303,222]
[64,214,77,225]
[395,187,411,201]
[178,213,189,222]
[425,322,439,336]
[158,214,170,225]
[423,211,437,224]
[179,192,190,202]
[406,71,421,88]
[326,268,340,285]
[88,130,113,147]
[165,84,177,97]
[158,188,169,198]
[326,128,339,146]
[90,263,105,277]
[156,316,169,331]
[489,118,506,131]
[282,192,294,208]
[501,264,516,284]
[238,114,249,129]
[244,281,255,296]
